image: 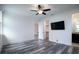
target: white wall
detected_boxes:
[40,9,79,45]
[2,12,37,45]
[49,12,72,45]
[0,11,2,53]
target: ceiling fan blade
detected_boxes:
[43,9,51,11]
[30,10,37,12]
[36,13,39,15]
[42,12,46,15]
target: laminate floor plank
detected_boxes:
[1,40,79,54]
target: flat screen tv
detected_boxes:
[51,21,65,30]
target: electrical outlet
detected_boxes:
[56,40,58,43]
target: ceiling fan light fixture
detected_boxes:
[38,10,43,14]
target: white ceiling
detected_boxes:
[1,4,79,18]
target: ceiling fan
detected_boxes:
[31,5,51,15]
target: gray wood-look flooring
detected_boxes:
[1,40,79,54]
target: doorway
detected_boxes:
[72,13,79,47]
[34,20,49,47]
[43,20,49,48]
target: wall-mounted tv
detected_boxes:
[51,21,65,30]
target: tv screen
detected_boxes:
[51,21,65,30]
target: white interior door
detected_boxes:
[38,21,44,39]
